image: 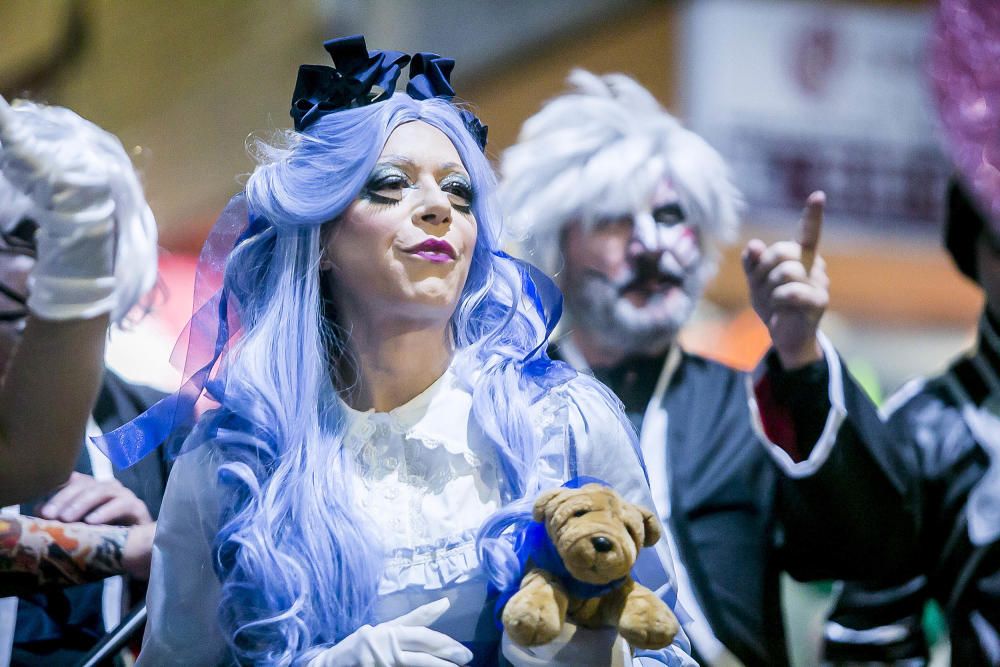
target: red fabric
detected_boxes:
[754,372,802,462]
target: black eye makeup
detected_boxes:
[362,164,412,205]
[440,173,475,213]
[652,202,686,226]
[361,163,475,213]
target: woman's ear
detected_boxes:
[319,252,335,271]
[319,220,339,272]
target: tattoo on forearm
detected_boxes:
[0,513,128,586]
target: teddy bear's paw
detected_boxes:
[503,600,564,647]
[618,595,679,650]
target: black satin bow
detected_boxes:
[289,36,488,149]
[290,35,410,131]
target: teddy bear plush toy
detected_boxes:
[501,482,679,651]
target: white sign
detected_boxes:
[683,0,950,237]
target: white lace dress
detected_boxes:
[136,365,693,666]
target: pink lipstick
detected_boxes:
[406,238,456,263]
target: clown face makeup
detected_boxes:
[561,179,705,356]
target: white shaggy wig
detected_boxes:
[500,70,743,279]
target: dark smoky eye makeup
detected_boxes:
[439,172,475,212]
[652,202,686,226]
[362,164,411,204]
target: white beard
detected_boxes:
[564,268,705,356]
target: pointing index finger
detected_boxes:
[798,190,825,274]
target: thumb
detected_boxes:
[385,597,452,627]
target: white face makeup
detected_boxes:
[561,178,705,356]
[323,121,478,326]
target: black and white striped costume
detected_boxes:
[824,312,1000,666]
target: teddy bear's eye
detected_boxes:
[573,509,589,518]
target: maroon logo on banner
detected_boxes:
[792,24,836,96]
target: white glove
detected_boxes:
[309,598,474,667]
[0,96,157,322]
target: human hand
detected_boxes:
[0,95,157,322]
[308,597,473,667]
[39,471,153,526]
[742,191,829,369]
[0,96,114,222]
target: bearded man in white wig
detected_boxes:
[500,71,920,667]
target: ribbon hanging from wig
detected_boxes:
[94,194,258,468]
[493,250,575,389]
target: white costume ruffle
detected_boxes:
[137,361,693,666]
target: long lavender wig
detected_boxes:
[194,93,576,664]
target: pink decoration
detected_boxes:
[929,0,1000,232]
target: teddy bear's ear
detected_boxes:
[532,488,564,523]
[639,504,662,547]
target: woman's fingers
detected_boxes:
[398,653,467,667]
[393,626,473,665]
[387,597,452,627]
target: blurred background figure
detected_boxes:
[0,100,164,665]
[823,2,1000,665]
[0,0,978,664]
[823,181,1000,667]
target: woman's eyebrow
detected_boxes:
[375,155,416,170]
[438,162,470,179]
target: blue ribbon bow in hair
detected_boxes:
[290,35,410,131]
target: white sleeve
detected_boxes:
[137,446,229,666]
[746,331,849,478]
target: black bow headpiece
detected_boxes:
[290,35,488,150]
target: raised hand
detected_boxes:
[742,191,830,369]
[0,95,157,322]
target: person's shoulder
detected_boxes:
[545,371,619,411]
[884,361,967,423]
[882,366,975,468]
[537,372,633,441]
[679,349,743,377]
[670,348,746,401]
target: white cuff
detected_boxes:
[746,331,847,478]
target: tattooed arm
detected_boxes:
[0,513,154,589]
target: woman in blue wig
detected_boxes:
[126,37,692,666]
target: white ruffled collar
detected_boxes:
[339,362,474,461]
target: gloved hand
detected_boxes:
[0,95,157,322]
[309,598,474,667]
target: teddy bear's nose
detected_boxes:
[591,536,613,553]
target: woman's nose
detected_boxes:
[414,186,451,226]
